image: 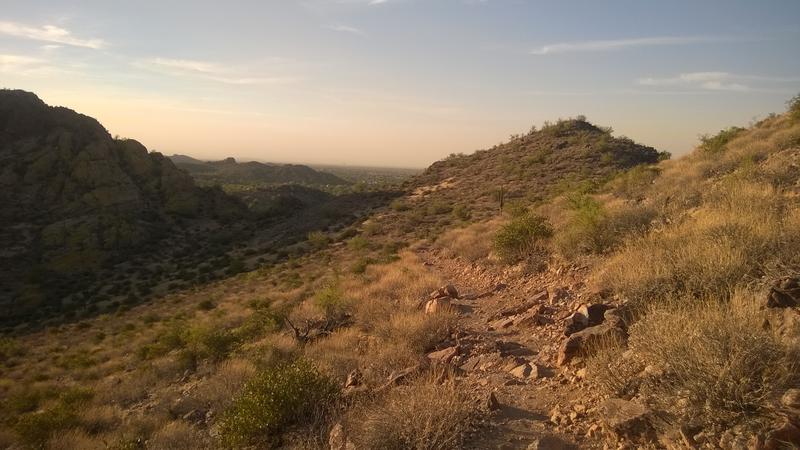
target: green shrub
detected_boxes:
[452,204,471,221]
[493,212,553,262]
[218,360,338,448]
[556,195,655,257]
[307,231,330,250]
[348,236,370,252]
[13,387,93,448]
[198,299,216,311]
[699,127,745,154]
[350,257,373,274]
[314,280,349,318]
[0,337,25,362]
[427,202,453,216]
[789,92,800,121]
[390,199,410,212]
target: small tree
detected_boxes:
[788,93,800,121]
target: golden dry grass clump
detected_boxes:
[585,108,800,436]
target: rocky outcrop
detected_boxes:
[558,308,627,366]
[0,90,247,320]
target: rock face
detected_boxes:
[558,308,627,366]
[767,277,800,308]
[600,398,655,441]
[0,90,246,321]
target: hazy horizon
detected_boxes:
[2,0,799,167]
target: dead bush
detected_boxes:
[348,378,476,450]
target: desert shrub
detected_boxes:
[379,309,455,354]
[218,359,338,448]
[197,299,216,311]
[350,257,373,274]
[451,204,471,221]
[306,231,330,250]
[349,378,475,450]
[788,92,800,121]
[493,212,552,263]
[427,201,453,216]
[607,165,661,198]
[0,337,26,362]
[348,236,370,252]
[313,280,349,319]
[184,326,239,361]
[149,421,210,450]
[556,194,656,258]
[599,180,800,308]
[699,127,745,154]
[626,296,798,432]
[390,199,410,212]
[13,387,93,448]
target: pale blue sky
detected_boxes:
[1,0,799,167]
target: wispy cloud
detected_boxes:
[0,21,106,49]
[134,58,300,85]
[637,71,800,92]
[0,54,68,76]
[531,36,729,56]
[326,24,366,36]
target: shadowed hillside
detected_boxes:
[0,91,392,326]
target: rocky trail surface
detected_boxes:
[413,246,629,450]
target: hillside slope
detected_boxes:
[0,90,247,321]
[368,118,663,240]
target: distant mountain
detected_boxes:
[169,154,350,186]
[0,89,248,321]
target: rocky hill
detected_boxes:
[0,90,247,322]
[366,118,664,240]
[0,90,395,326]
[169,154,350,187]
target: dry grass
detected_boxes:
[436,219,501,262]
[149,421,211,450]
[347,377,476,450]
[630,294,797,432]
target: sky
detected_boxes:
[1,1,799,168]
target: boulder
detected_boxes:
[425,297,451,314]
[558,310,627,366]
[768,277,800,308]
[427,346,459,364]
[580,303,614,326]
[564,312,588,336]
[600,398,655,441]
[431,284,459,300]
[509,363,538,380]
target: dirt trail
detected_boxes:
[415,246,608,449]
